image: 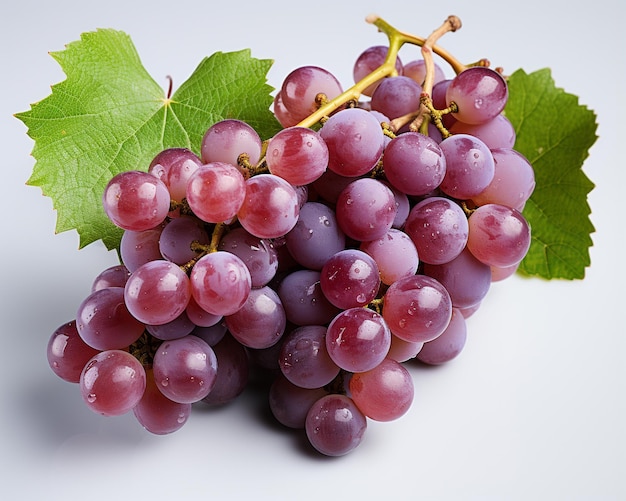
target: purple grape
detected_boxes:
[285,202,346,271]
[404,196,469,265]
[278,325,340,389]
[382,274,452,343]
[189,251,251,316]
[320,249,380,309]
[326,307,391,373]
[305,394,367,456]
[133,368,191,435]
[225,286,286,349]
[76,287,145,350]
[102,170,170,231]
[446,66,508,125]
[80,350,146,416]
[370,75,423,120]
[349,358,414,421]
[152,335,218,404]
[47,320,100,383]
[201,119,263,166]
[335,178,397,242]
[319,108,384,177]
[124,260,192,325]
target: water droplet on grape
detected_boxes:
[177,414,187,424]
[356,293,367,303]
[161,378,169,387]
[87,393,97,403]
[474,98,483,108]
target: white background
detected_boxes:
[1,0,624,499]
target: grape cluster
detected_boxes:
[46,43,534,456]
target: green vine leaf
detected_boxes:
[505,68,598,280]
[15,29,281,250]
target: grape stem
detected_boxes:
[390,15,462,135]
[297,14,467,129]
[181,223,227,273]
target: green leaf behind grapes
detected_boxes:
[15,29,281,250]
[505,68,597,279]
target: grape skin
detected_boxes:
[80,350,146,417]
[305,394,367,456]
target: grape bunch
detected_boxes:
[46,24,535,456]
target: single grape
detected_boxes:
[269,375,328,429]
[359,228,419,285]
[266,126,329,186]
[225,286,286,349]
[133,368,192,435]
[91,264,131,292]
[382,274,452,343]
[305,394,367,456]
[320,249,380,309]
[47,320,100,383]
[285,201,346,271]
[152,335,218,404]
[201,119,263,166]
[76,287,145,351]
[80,350,146,416]
[335,178,397,242]
[120,225,164,272]
[237,174,300,239]
[326,307,391,373]
[280,66,343,120]
[403,196,469,265]
[439,133,495,199]
[158,215,209,265]
[349,358,414,421]
[467,204,531,268]
[148,147,202,202]
[382,132,447,196]
[102,170,170,231]
[370,75,423,120]
[189,251,252,316]
[276,269,340,326]
[319,107,384,177]
[124,260,192,325]
[186,162,247,224]
[446,66,508,125]
[278,325,340,389]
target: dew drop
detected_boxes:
[87,393,97,403]
[161,378,169,387]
